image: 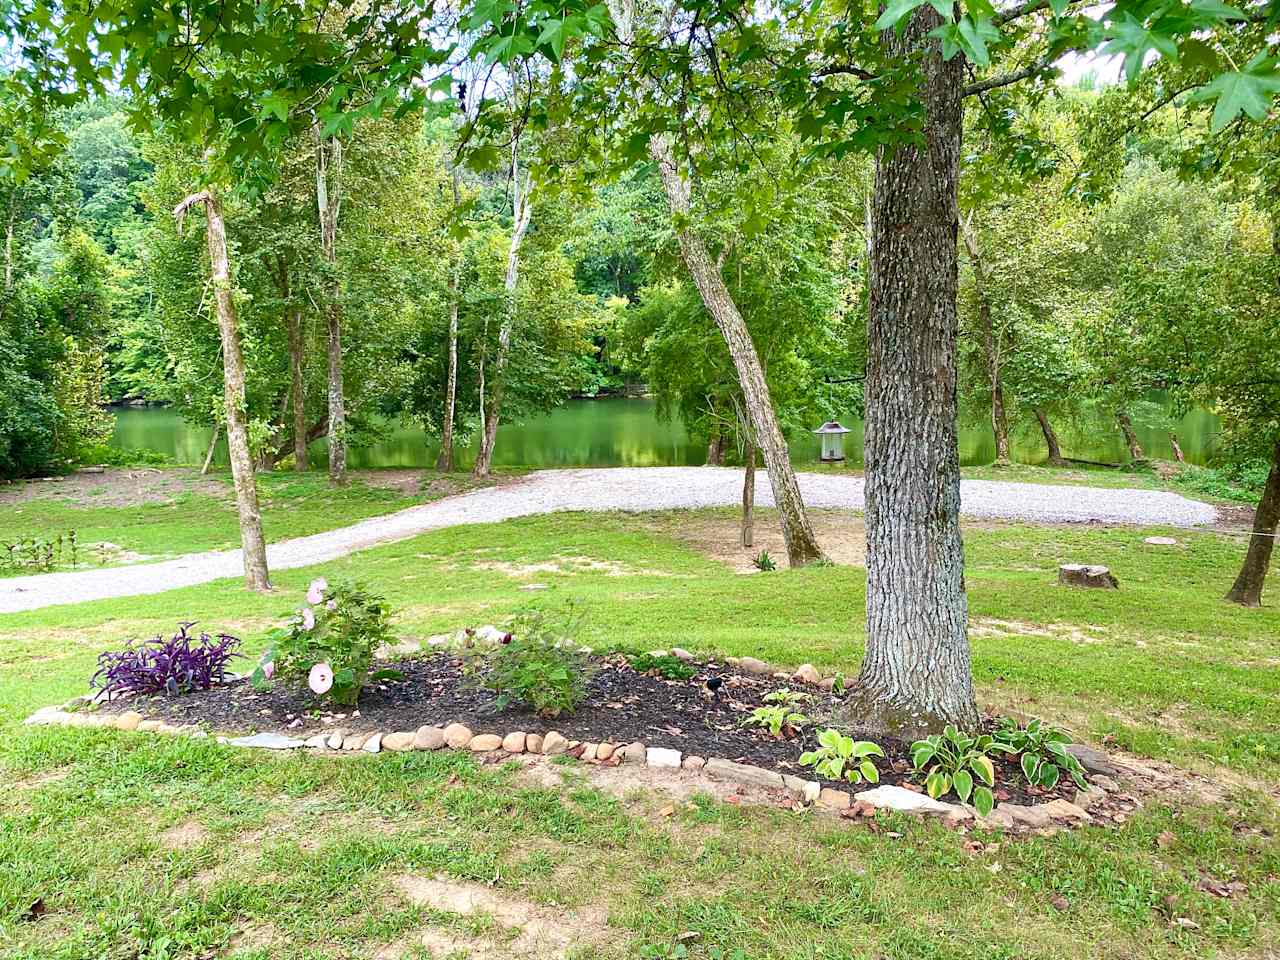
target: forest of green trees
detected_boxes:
[4,0,1280,729]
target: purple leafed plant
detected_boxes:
[91,623,242,697]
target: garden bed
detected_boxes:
[93,651,1079,806]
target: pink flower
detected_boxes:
[306,578,328,605]
[308,662,334,695]
[301,607,316,631]
[261,660,275,680]
[326,599,337,611]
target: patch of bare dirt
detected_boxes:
[391,874,609,959]
[0,467,229,508]
[160,821,210,849]
[355,469,525,499]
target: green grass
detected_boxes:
[0,471,495,573]
[2,508,1278,958]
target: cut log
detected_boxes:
[1058,564,1119,590]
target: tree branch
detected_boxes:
[962,56,1056,96]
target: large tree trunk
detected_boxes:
[314,127,347,485]
[959,216,1009,466]
[4,199,14,293]
[1034,408,1068,466]
[473,145,533,479]
[847,7,979,736]
[175,190,270,592]
[742,442,756,548]
[1225,439,1280,607]
[1116,411,1146,462]
[649,134,823,567]
[436,172,462,473]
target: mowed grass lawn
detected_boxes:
[2,508,1278,959]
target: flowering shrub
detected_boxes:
[461,606,595,717]
[91,623,241,697]
[253,579,397,706]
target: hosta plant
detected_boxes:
[91,623,241,697]
[743,704,810,738]
[762,688,811,710]
[799,728,885,785]
[254,579,397,706]
[910,726,1014,816]
[993,717,1088,791]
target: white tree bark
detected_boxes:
[473,139,534,479]
[436,170,462,473]
[174,189,270,591]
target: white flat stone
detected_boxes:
[228,732,304,750]
[855,785,960,816]
[362,732,383,753]
[304,734,329,748]
[646,747,682,768]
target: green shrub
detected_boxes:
[1172,459,1270,504]
[462,607,595,717]
[630,652,696,681]
[255,579,396,706]
[992,717,1088,791]
[752,550,777,571]
[910,725,1014,816]
[799,728,884,784]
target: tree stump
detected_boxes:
[1058,564,1119,589]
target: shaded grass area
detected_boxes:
[2,510,1278,958]
[0,472,497,574]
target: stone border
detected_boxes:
[24,697,1150,836]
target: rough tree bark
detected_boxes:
[473,142,533,479]
[314,126,347,485]
[1225,439,1280,607]
[649,134,823,566]
[174,189,270,591]
[846,6,980,735]
[959,214,1010,466]
[1116,411,1146,462]
[4,199,14,292]
[1169,433,1186,464]
[436,171,463,473]
[742,442,756,548]
[1034,408,1068,466]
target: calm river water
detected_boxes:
[110,397,1221,469]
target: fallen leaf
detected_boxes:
[1155,830,1176,849]
[1050,895,1069,912]
[675,931,701,944]
[657,805,675,818]
[21,899,45,922]
[1172,917,1200,930]
[886,831,903,839]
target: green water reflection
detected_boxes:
[110,398,1221,469]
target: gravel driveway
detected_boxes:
[0,467,1217,614]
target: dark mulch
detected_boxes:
[95,653,1075,805]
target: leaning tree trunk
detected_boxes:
[200,422,221,476]
[1034,408,1067,466]
[959,214,1010,466]
[1116,411,1146,462]
[742,442,756,548]
[649,134,823,567]
[436,173,463,473]
[1169,433,1186,464]
[174,189,270,591]
[846,6,979,736]
[473,148,533,479]
[278,255,309,473]
[1225,439,1280,607]
[314,127,346,485]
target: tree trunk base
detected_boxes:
[1058,564,1119,589]
[836,682,982,740]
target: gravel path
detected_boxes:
[0,466,1217,614]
